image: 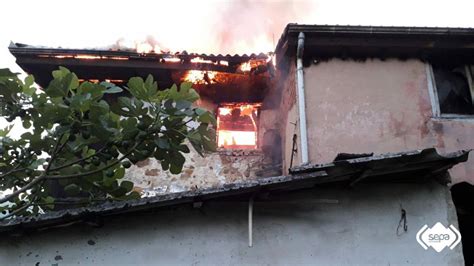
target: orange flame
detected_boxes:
[239,62,251,72]
[190,57,213,64]
[163,57,181,63]
[238,59,268,73]
[74,55,102,60]
[217,103,260,149]
[218,130,257,147]
[219,107,232,116]
[184,70,216,84]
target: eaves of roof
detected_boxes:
[275,24,474,67]
[0,148,469,234]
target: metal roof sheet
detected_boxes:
[274,24,474,67]
[0,148,469,234]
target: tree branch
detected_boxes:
[0,134,65,204]
[0,184,42,221]
[0,202,31,221]
[0,164,25,179]
[44,141,142,180]
[49,146,107,172]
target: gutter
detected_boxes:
[296,32,309,164]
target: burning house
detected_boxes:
[1,24,474,265]
[8,43,283,194]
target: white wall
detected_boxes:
[0,181,463,265]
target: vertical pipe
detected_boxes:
[296,32,309,164]
[248,197,253,247]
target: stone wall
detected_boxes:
[124,92,270,196]
[123,81,288,195]
[124,149,265,196]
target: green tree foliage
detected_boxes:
[0,67,216,219]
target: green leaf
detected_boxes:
[45,78,68,97]
[175,100,192,110]
[123,191,141,200]
[110,187,128,197]
[155,138,170,149]
[144,74,158,97]
[178,145,190,153]
[180,82,193,92]
[0,125,13,137]
[64,184,81,196]
[169,151,185,174]
[84,173,102,183]
[0,68,18,78]
[24,75,34,87]
[78,82,105,99]
[22,119,31,129]
[64,72,79,91]
[89,100,109,120]
[169,163,182,175]
[112,97,137,117]
[22,85,35,96]
[70,93,92,112]
[47,68,79,97]
[195,108,207,116]
[104,86,123,94]
[161,159,170,171]
[43,196,55,210]
[198,111,217,125]
[120,180,134,192]
[113,167,125,179]
[203,137,217,152]
[52,66,70,79]
[22,75,36,96]
[127,77,149,100]
[103,178,118,189]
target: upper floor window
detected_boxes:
[216,103,260,149]
[429,64,474,116]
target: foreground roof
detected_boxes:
[275,24,474,67]
[0,148,468,234]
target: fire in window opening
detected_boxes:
[217,103,261,149]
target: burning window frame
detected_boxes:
[216,103,261,150]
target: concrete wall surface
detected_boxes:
[301,59,474,184]
[0,182,463,265]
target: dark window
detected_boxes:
[433,64,474,115]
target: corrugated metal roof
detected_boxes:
[274,24,474,67]
[9,42,270,62]
[8,42,274,102]
[0,148,469,234]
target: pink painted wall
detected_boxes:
[299,59,474,184]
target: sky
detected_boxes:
[1,0,474,72]
[1,0,474,135]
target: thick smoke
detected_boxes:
[211,0,315,54]
[109,0,315,54]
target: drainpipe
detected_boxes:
[296,32,309,164]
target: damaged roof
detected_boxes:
[0,148,469,234]
[9,43,272,103]
[275,24,474,67]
